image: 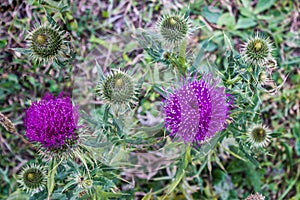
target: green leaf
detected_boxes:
[45,10,58,27]
[166,168,185,195]
[0,39,7,49]
[10,48,31,55]
[278,169,300,200]
[7,190,29,200]
[61,180,76,193]
[165,146,190,196]
[295,139,300,156]
[196,132,221,158]
[217,13,235,29]
[29,191,48,200]
[93,177,115,190]
[142,191,153,200]
[73,150,91,178]
[51,193,67,200]
[241,0,252,9]
[223,32,234,52]
[281,141,293,166]
[213,169,226,185]
[240,7,255,18]
[47,158,58,199]
[254,0,276,14]
[103,104,110,124]
[199,40,217,52]
[234,18,257,29]
[202,6,222,24]
[95,186,130,199]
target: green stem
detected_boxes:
[47,157,59,200]
[226,76,242,85]
[179,40,187,59]
[176,40,187,76]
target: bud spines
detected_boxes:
[241,33,274,67]
[18,163,47,194]
[157,13,192,47]
[26,23,66,63]
[247,124,271,148]
[96,69,139,109]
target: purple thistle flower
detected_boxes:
[163,74,230,145]
[24,92,80,149]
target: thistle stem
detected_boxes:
[176,40,187,76]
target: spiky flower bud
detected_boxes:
[96,70,139,108]
[18,163,47,194]
[245,193,265,200]
[73,171,93,189]
[163,74,231,145]
[241,33,273,66]
[247,125,271,148]
[157,13,192,46]
[26,23,66,63]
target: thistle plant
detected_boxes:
[26,23,67,63]
[18,163,47,194]
[5,3,287,200]
[135,9,282,198]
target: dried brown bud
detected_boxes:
[0,112,17,134]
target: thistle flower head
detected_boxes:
[157,13,192,46]
[26,23,66,63]
[247,124,271,148]
[96,69,139,108]
[163,74,231,145]
[24,92,80,153]
[73,171,93,189]
[245,193,265,200]
[18,163,47,194]
[241,33,273,66]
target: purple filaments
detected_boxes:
[24,92,80,149]
[164,75,229,144]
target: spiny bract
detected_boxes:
[26,23,66,63]
[18,163,47,194]
[241,33,273,66]
[247,124,271,148]
[96,70,139,108]
[157,13,192,47]
[245,193,265,200]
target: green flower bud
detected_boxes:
[96,70,139,108]
[74,172,93,189]
[18,163,47,194]
[241,33,273,66]
[247,125,271,148]
[26,23,66,63]
[157,13,192,46]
